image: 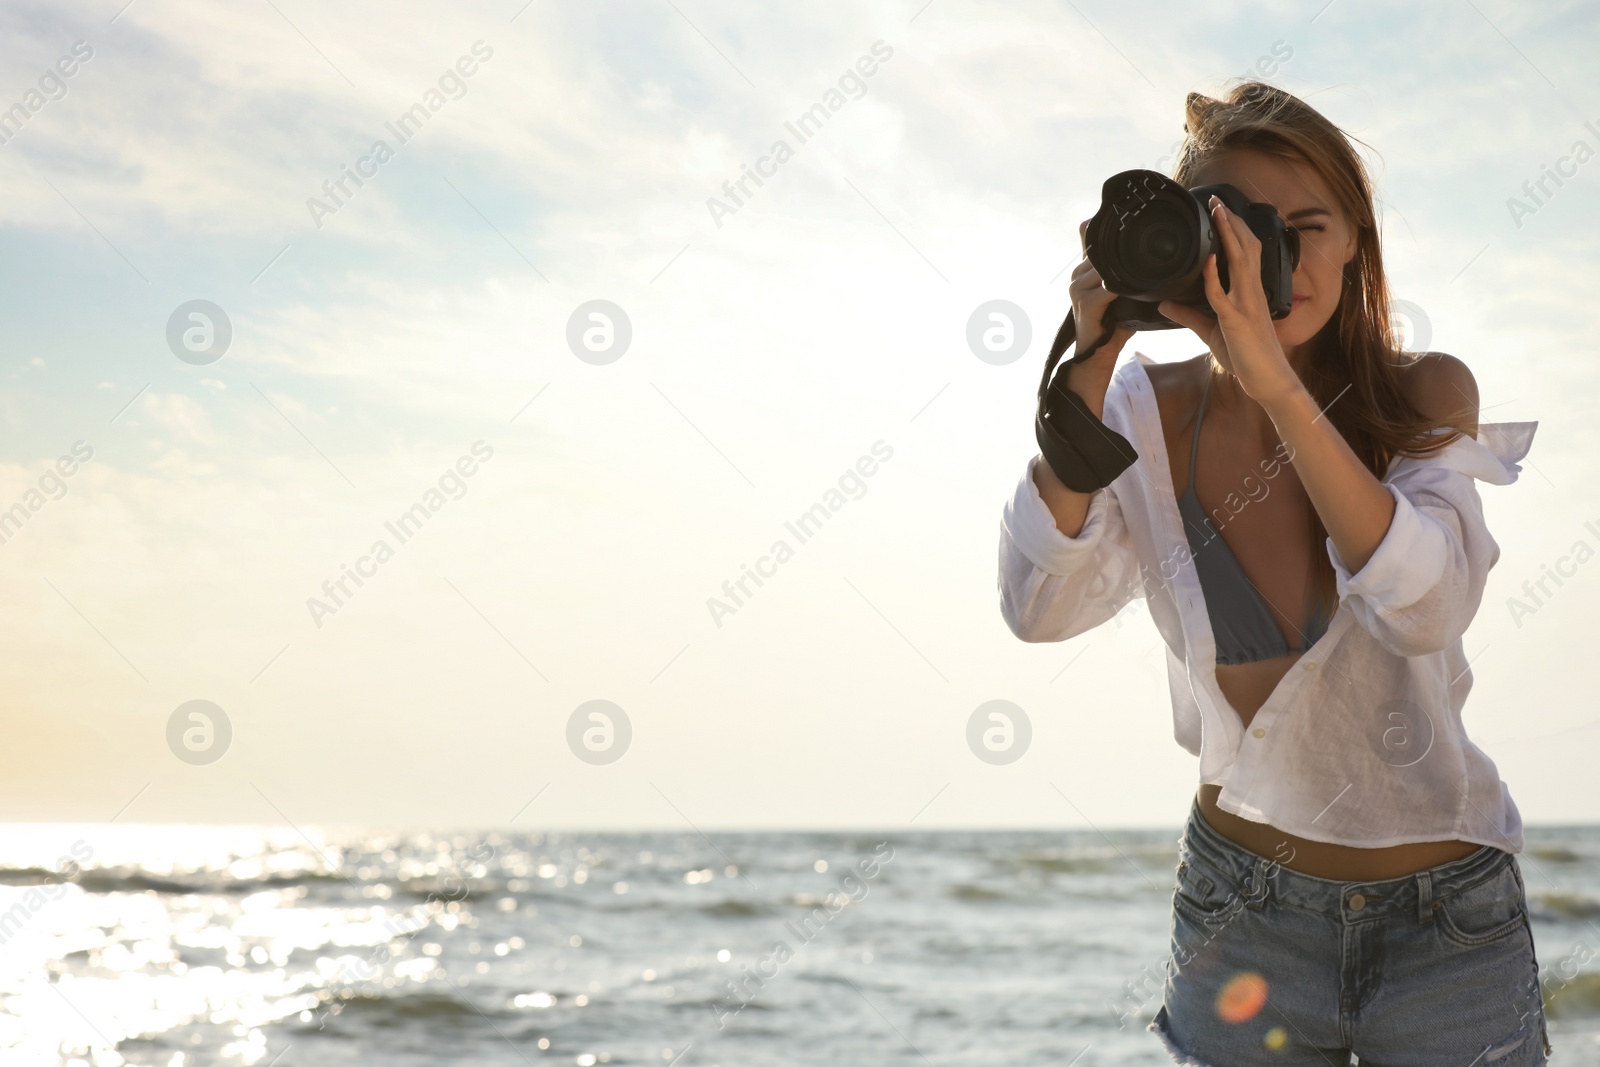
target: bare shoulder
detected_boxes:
[1399,351,1479,438]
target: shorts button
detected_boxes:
[1348,893,1366,911]
[1252,728,1266,738]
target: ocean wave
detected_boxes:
[0,866,77,886]
[698,899,771,918]
[1013,854,1115,874]
[1547,973,1600,1020]
[323,989,488,1023]
[66,867,354,896]
[951,884,1006,902]
[1534,891,1600,921]
[1527,845,1583,863]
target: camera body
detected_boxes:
[1085,168,1300,331]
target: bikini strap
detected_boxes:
[1186,372,1212,488]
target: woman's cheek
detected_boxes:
[1307,234,1345,279]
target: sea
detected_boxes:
[2,823,1598,1066]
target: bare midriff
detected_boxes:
[1200,655,1482,881]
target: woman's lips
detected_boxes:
[1291,295,1309,310]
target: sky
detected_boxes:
[1,0,1598,832]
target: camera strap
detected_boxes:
[1033,309,1139,494]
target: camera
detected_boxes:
[1084,168,1301,331]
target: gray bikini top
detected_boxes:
[1176,374,1330,665]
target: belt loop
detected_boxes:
[1247,858,1272,910]
[1416,870,1433,923]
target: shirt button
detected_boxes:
[1252,727,1266,738]
[1348,893,1366,911]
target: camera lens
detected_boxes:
[1087,170,1216,310]
[1144,229,1179,261]
[1116,199,1194,289]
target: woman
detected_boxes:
[998,82,1546,1064]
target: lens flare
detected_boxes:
[1216,971,1269,1023]
[1264,1027,1288,1050]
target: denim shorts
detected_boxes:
[1150,800,1550,1066]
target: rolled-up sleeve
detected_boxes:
[998,454,1143,643]
[1327,465,1498,657]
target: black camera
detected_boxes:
[1084,168,1301,331]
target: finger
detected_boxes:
[1208,197,1244,273]
[1067,276,1100,305]
[1079,218,1090,253]
[1211,201,1262,294]
[1224,205,1263,275]
[1201,250,1229,311]
[1069,267,1110,301]
[1158,299,1205,334]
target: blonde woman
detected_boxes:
[999,82,1546,1065]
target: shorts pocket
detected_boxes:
[1172,855,1243,927]
[1433,859,1527,949]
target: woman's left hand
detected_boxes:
[1158,196,1304,407]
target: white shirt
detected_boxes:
[998,349,1539,852]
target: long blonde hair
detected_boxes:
[1172,79,1468,620]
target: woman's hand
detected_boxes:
[1157,196,1303,407]
[1065,219,1135,416]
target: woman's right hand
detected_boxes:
[1063,219,1135,417]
